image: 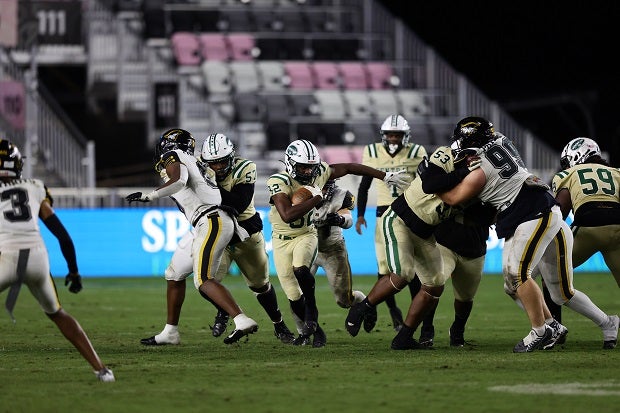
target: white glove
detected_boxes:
[467,157,482,171]
[383,171,410,190]
[303,185,323,199]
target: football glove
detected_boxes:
[383,171,409,190]
[126,192,151,203]
[65,272,83,294]
[326,212,345,227]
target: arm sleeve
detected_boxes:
[42,214,78,273]
[421,164,470,194]
[356,175,373,217]
[220,183,254,214]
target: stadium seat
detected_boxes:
[266,121,292,150]
[342,90,372,120]
[313,90,346,120]
[338,62,369,89]
[263,94,291,122]
[233,93,264,122]
[201,61,232,94]
[397,90,431,118]
[218,9,255,32]
[170,32,201,66]
[345,122,377,145]
[227,33,257,61]
[256,61,286,91]
[284,61,314,90]
[366,62,395,89]
[229,61,260,93]
[296,122,345,145]
[288,93,319,117]
[199,33,230,61]
[312,62,339,90]
[368,90,400,120]
[276,10,307,32]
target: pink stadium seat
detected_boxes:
[365,62,394,89]
[170,32,201,66]
[227,33,256,61]
[199,33,230,61]
[312,62,339,90]
[338,62,369,89]
[284,61,314,90]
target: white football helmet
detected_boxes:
[380,114,410,154]
[200,133,235,180]
[560,137,601,169]
[284,139,321,184]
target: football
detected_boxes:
[290,186,314,205]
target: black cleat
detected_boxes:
[292,335,311,346]
[419,325,435,348]
[312,325,327,348]
[391,336,422,350]
[274,321,295,344]
[211,311,229,337]
[389,307,404,331]
[363,304,378,333]
[345,302,368,337]
[449,325,465,347]
[513,326,553,353]
[223,317,258,344]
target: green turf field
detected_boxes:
[1,273,618,413]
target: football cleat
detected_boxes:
[513,326,553,353]
[391,336,423,350]
[543,319,568,350]
[211,311,229,337]
[140,331,180,346]
[419,325,435,348]
[312,325,327,348]
[223,316,258,344]
[95,368,115,383]
[345,302,369,337]
[449,325,465,347]
[292,335,311,346]
[602,315,619,350]
[274,321,295,344]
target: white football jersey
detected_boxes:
[159,149,221,223]
[0,178,48,249]
[476,135,532,212]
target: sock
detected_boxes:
[533,325,547,336]
[162,324,178,335]
[564,290,608,326]
[255,283,282,323]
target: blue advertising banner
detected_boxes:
[42,208,609,277]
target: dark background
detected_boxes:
[37,1,620,175]
[380,1,619,164]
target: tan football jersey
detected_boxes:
[217,157,258,222]
[361,142,427,206]
[403,145,455,226]
[267,161,331,238]
[552,163,620,212]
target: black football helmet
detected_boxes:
[451,117,495,154]
[156,128,196,160]
[0,139,24,178]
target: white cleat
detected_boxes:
[602,315,619,350]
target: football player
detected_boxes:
[127,128,258,345]
[141,133,296,345]
[0,139,114,382]
[310,180,370,316]
[345,141,481,350]
[550,137,620,348]
[355,114,427,331]
[439,117,617,351]
[267,139,409,347]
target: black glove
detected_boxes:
[326,212,345,227]
[65,272,83,294]
[126,192,149,203]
